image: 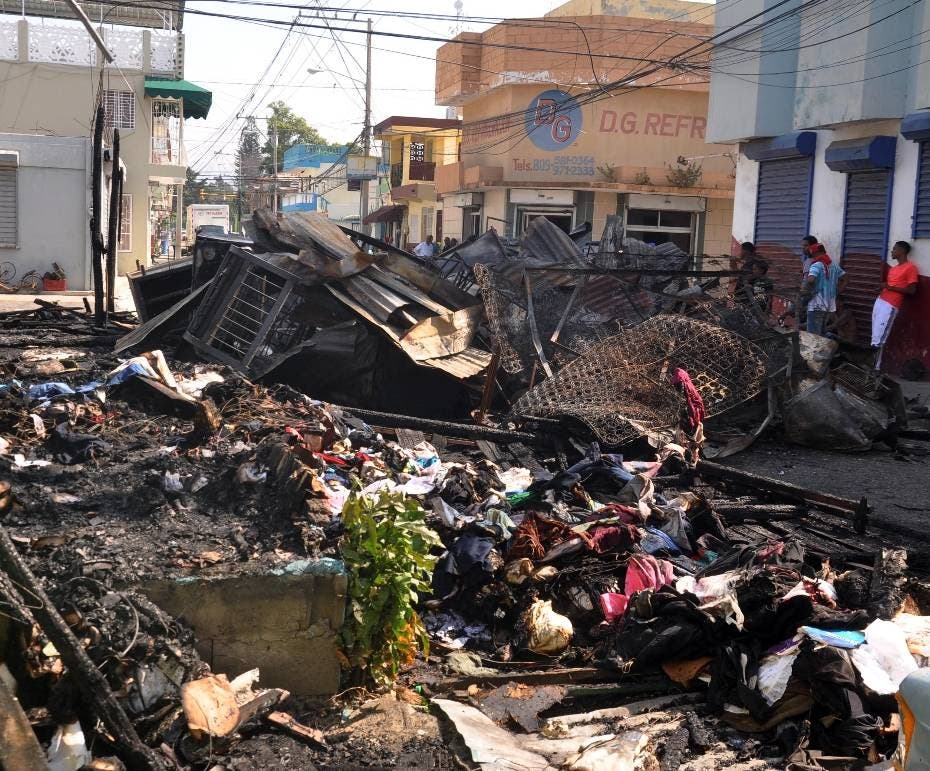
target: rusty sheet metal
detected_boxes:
[423,347,492,379]
[399,306,484,360]
[479,682,567,733]
[325,285,490,379]
[341,274,415,323]
[281,211,365,261]
[367,265,452,316]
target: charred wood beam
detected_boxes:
[90,105,105,326]
[0,672,50,771]
[0,525,166,771]
[105,129,121,316]
[694,460,869,534]
[331,405,549,445]
[523,267,742,277]
[713,504,807,522]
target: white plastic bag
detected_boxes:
[47,722,91,771]
[524,599,573,655]
[851,619,918,695]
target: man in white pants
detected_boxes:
[871,240,919,369]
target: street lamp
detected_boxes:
[306,67,366,86]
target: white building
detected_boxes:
[707,0,930,374]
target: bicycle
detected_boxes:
[0,263,42,293]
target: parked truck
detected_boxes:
[185,205,229,245]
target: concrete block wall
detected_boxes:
[436,13,712,107]
[142,565,347,697]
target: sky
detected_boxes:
[182,0,566,178]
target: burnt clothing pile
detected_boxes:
[417,438,924,768]
[0,306,924,771]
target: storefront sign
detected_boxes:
[525,89,584,151]
[598,110,706,139]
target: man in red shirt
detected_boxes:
[871,240,919,369]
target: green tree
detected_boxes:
[261,101,345,173]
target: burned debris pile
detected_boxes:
[0,219,927,770]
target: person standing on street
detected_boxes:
[804,242,845,335]
[414,234,436,259]
[872,240,919,369]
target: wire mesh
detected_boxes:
[512,315,769,445]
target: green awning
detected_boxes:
[144,78,213,120]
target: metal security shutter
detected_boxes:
[754,156,812,292]
[842,170,891,343]
[0,167,16,247]
[914,142,930,238]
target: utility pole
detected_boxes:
[65,0,113,62]
[360,17,372,235]
[272,123,279,215]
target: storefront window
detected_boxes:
[625,208,694,252]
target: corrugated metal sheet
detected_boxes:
[422,347,493,378]
[841,170,890,343]
[754,156,812,293]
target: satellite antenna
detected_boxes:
[450,0,464,36]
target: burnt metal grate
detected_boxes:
[184,246,308,375]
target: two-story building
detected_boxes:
[0,0,211,289]
[281,143,382,227]
[433,0,735,255]
[368,116,462,249]
[707,0,930,373]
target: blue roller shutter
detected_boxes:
[754,156,812,292]
[841,170,891,343]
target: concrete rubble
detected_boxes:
[0,215,928,770]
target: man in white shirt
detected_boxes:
[413,235,435,258]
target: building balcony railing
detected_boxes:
[0,16,181,76]
[408,160,436,182]
[390,160,437,187]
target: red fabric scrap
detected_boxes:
[592,503,643,525]
[624,553,675,595]
[509,512,593,561]
[313,452,349,466]
[588,524,641,554]
[599,593,629,622]
[670,367,706,432]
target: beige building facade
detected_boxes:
[434,0,735,255]
[0,4,210,287]
[369,117,462,251]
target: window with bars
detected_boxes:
[151,99,182,165]
[410,141,425,162]
[119,194,131,252]
[103,90,135,130]
[421,207,434,241]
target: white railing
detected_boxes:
[103,26,143,70]
[0,20,18,61]
[0,18,178,73]
[150,29,177,74]
[28,20,95,65]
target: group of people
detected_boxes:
[736,236,919,369]
[413,234,459,259]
